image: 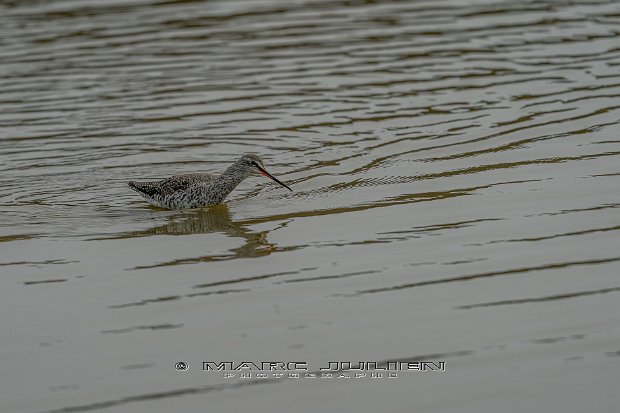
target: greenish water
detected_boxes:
[1,0,619,412]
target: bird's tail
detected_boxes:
[128,181,140,191]
[128,181,157,196]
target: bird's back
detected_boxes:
[128,173,216,208]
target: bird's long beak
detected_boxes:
[255,165,292,191]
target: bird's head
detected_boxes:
[237,153,292,191]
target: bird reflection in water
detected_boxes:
[124,204,277,264]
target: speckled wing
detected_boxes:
[128,173,215,197]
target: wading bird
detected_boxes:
[128,153,292,209]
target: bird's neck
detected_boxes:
[207,167,248,203]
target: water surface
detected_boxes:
[1,0,619,412]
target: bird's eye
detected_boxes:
[250,161,258,166]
